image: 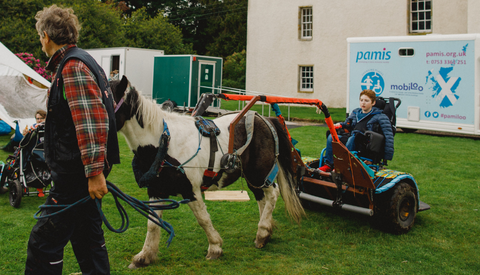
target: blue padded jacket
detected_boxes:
[341,107,394,160]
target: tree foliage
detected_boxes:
[199,0,247,58]
[0,0,50,62]
[107,0,247,58]
[71,0,126,50]
[0,0,194,63]
[123,7,194,54]
[222,49,246,89]
[0,0,246,90]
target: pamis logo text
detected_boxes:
[356,48,391,62]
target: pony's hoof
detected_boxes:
[206,250,223,260]
[129,261,149,269]
[130,255,151,269]
[255,235,271,249]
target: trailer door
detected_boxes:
[198,62,215,100]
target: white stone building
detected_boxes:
[246,0,480,107]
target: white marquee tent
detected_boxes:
[0,41,50,131]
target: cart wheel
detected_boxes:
[161,100,177,113]
[9,179,23,208]
[377,181,417,234]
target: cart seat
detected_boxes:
[354,130,386,165]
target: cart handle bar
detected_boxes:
[218,93,340,153]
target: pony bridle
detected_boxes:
[115,97,125,113]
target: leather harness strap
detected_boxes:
[201,130,219,190]
[194,117,222,190]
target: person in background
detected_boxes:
[108,70,118,81]
[0,110,46,152]
[22,109,46,136]
[25,5,120,275]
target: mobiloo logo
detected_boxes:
[356,48,391,63]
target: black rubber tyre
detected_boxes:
[0,174,8,194]
[376,181,417,234]
[0,168,13,194]
[9,179,23,208]
[161,100,177,113]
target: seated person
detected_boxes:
[22,109,46,136]
[319,89,394,172]
[2,110,46,152]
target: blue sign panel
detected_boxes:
[349,40,474,124]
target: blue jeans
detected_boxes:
[324,133,356,166]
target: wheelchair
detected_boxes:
[0,123,52,208]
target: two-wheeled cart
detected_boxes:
[214,93,430,234]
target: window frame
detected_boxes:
[299,7,313,40]
[410,0,432,34]
[298,65,314,93]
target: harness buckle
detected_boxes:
[220,153,240,173]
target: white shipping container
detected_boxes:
[86,47,164,99]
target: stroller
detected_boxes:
[0,123,52,208]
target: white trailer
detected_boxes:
[85,47,164,98]
[347,34,480,136]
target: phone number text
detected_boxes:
[426,60,466,65]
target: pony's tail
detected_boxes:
[272,119,306,224]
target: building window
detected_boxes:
[410,0,431,33]
[300,7,312,40]
[299,66,314,92]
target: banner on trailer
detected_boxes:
[349,39,474,124]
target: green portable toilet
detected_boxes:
[152,55,223,110]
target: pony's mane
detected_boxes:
[128,86,192,134]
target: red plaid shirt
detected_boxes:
[46,45,108,178]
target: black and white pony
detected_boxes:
[110,76,305,269]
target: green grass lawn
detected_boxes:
[0,114,479,274]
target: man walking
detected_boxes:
[25,5,120,274]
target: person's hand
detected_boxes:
[88,173,108,199]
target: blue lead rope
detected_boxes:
[34,181,190,247]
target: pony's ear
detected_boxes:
[118,75,129,94]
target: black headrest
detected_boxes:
[375,97,386,110]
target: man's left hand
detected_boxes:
[88,173,108,199]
